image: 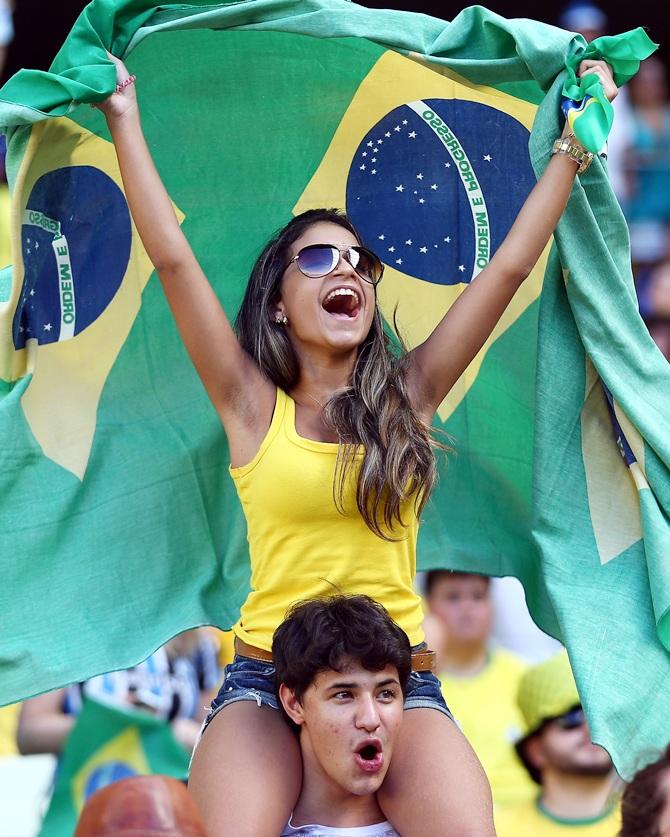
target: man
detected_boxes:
[496,651,620,836]
[425,570,534,807]
[272,595,412,836]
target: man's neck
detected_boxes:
[440,641,488,676]
[539,770,615,821]
[291,764,386,829]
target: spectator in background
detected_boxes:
[619,744,670,837]
[425,570,535,808]
[496,652,619,836]
[623,57,670,265]
[636,257,670,361]
[17,629,219,757]
[558,1,607,44]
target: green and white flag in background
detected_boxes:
[0,0,663,777]
[40,697,189,837]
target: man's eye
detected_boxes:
[334,691,352,700]
[378,689,398,701]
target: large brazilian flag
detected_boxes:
[0,0,665,777]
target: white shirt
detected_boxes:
[281,816,399,836]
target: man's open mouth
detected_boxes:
[321,287,362,319]
[354,740,384,772]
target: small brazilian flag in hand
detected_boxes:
[40,697,189,837]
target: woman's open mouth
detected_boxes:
[321,287,362,320]
[353,740,384,773]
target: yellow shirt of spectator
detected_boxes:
[0,703,19,756]
[439,648,535,808]
[496,799,620,836]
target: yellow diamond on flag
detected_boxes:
[294,49,549,422]
[0,116,184,479]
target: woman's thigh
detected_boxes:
[188,701,302,837]
[378,707,495,837]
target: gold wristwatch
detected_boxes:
[551,134,594,174]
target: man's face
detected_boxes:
[282,662,404,798]
[427,574,492,644]
[530,708,613,778]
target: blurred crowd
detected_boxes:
[561,0,670,362]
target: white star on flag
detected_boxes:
[395,185,404,192]
[419,198,425,204]
[430,184,438,190]
[405,239,412,245]
[378,234,385,240]
[29,289,35,296]
[419,246,428,253]
[360,164,366,170]
[395,258,403,265]
[43,323,52,332]
[385,132,391,137]
[483,154,492,162]
[388,246,395,252]
[408,131,417,138]
[416,173,423,180]
[394,125,401,132]
[458,264,466,272]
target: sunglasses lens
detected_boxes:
[557,708,585,730]
[296,245,337,277]
[350,247,383,284]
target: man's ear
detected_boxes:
[525,734,547,772]
[279,683,305,727]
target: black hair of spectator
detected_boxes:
[272,595,412,703]
[620,745,670,837]
[424,569,491,598]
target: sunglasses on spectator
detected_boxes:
[552,707,586,731]
[286,244,384,285]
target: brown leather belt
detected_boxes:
[234,637,436,673]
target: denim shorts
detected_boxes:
[200,652,453,739]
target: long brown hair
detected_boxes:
[235,209,443,538]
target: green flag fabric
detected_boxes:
[39,697,189,836]
[0,0,666,779]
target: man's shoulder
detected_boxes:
[281,818,399,837]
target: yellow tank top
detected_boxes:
[231,388,425,651]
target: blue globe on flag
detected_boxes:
[346,99,535,286]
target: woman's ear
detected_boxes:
[279,683,305,726]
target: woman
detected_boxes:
[100,53,617,837]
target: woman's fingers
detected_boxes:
[105,50,132,85]
[577,59,618,102]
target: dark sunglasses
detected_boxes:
[286,243,384,286]
[553,707,586,731]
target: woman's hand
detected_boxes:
[578,58,618,102]
[95,52,137,120]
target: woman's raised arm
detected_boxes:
[99,55,274,440]
[406,60,618,422]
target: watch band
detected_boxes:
[551,134,594,175]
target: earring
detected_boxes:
[274,313,288,326]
